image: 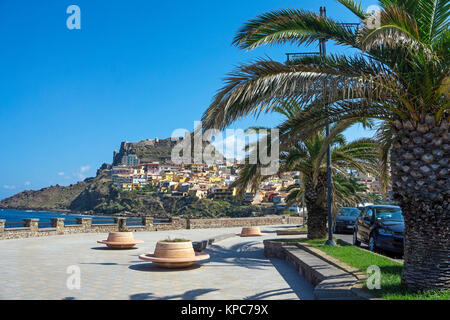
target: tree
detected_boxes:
[233,104,379,239]
[201,0,449,291]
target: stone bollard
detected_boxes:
[0,219,5,237]
[186,218,191,230]
[142,217,153,230]
[171,217,179,228]
[114,217,127,231]
[23,218,39,232]
[51,218,65,233]
[76,217,92,231]
[171,217,187,229]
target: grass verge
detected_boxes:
[274,238,449,300]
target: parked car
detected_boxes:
[333,207,360,233]
[288,205,305,214]
[353,205,404,254]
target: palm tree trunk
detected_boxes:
[391,115,449,291]
[305,175,328,239]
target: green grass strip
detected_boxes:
[276,238,449,300]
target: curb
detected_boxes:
[337,238,404,265]
[276,230,308,236]
[264,239,360,300]
[295,242,383,300]
[192,233,236,252]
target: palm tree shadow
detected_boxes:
[243,288,298,300]
[203,240,273,270]
[129,288,219,300]
[269,257,315,300]
[128,240,274,273]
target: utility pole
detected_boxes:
[285,7,359,245]
[320,6,336,246]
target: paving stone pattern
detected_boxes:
[0,225,314,300]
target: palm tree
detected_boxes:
[202,0,449,291]
[233,106,379,239]
[284,132,379,238]
[330,174,370,208]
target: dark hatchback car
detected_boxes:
[353,205,405,254]
[333,207,361,234]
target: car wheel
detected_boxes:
[353,230,361,246]
[368,234,377,252]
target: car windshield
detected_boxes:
[374,208,404,221]
[338,208,360,217]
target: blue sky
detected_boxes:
[0,0,376,200]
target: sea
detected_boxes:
[0,209,119,228]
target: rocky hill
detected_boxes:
[0,165,261,217]
[112,135,224,165]
[0,182,87,212]
[0,136,260,217]
[0,166,110,213]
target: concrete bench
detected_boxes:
[283,247,358,300]
[264,240,361,300]
[193,233,236,252]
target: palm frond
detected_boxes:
[232,9,359,50]
[417,0,450,45]
[338,0,368,20]
[202,56,394,130]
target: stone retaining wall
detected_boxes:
[0,215,303,240]
[188,216,303,229]
[264,239,362,300]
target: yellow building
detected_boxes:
[163,171,175,182]
[209,176,222,183]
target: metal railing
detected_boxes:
[153,217,172,224]
[91,219,115,224]
[4,222,25,227]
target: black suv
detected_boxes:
[353,205,404,254]
[333,207,360,234]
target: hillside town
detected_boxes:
[109,149,386,211]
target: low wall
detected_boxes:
[0,215,303,240]
[264,240,366,300]
[188,216,303,229]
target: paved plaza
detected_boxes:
[0,225,314,300]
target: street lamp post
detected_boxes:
[320,6,336,246]
[286,7,360,246]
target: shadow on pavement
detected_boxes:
[90,246,138,251]
[270,257,315,300]
[203,241,272,270]
[128,263,202,272]
[129,288,218,300]
[243,288,299,300]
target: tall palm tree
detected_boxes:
[328,174,370,208]
[233,106,379,239]
[202,0,449,291]
[283,131,379,238]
